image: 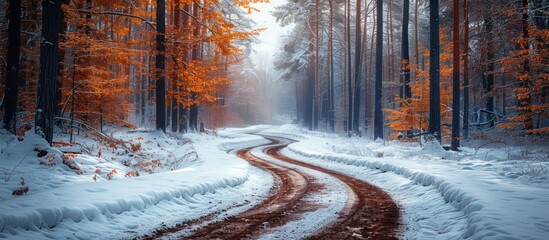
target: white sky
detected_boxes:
[249,1,290,57]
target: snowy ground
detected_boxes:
[261,125,549,240]
[1,125,548,239]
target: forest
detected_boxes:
[1,1,548,239]
[0,0,548,147]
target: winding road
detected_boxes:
[143,135,400,239]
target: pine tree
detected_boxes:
[428,0,441,142]
[374,0,384,140]
[3,0,21,134]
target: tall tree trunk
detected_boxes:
[521,0,533,131]
[451,0,460,150]
[484,9,495,128]
[3,0,21,134]
[36,0,62,144]
[328,0,335,132]
[347,0,353,133]
[402,0,411,99]
[429,0,441,142]
[314,0,320,130]
[374,0,384,140]
[171,0,180,132]
[189,2,200,132]
[353,0,362,133]
[414,0,420,74]
[156,0,166,132]
[463,0,470,139]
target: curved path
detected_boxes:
[143,135,399,239]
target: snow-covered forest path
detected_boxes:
[145,135,400,239]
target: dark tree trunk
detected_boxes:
[353,0,362,134]
[521,0,533,131]
[429,0,441,142]
[402,0,411,99]
[463,0,470,139]
[374,0,384,140]
[156,0,166,132]
[171,0,180,133]
[328,0,335,132]
[189,99,198,131]
[451,0,460,151]
[484,11,495,127]
[189,2,200,131]
[314,0,320,130]
[346,0,353,133]
[36,0,62,144]
[3,0,21,134]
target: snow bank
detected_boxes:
[261,125,549,240]
[0,129,274,239]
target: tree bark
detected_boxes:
[463,0,469,139]
[429,0,441,142]
[347,0,353,133]
[156,0,167,132]
[328,0,335,132]
[171,0,180,132]
[374,0,384,140]
[484,8,495,128]
[521,0,533,131]
[451,0,460,150]
[353,0,362,134]
[3,0,21,134]
[402,0,411,99]
[36,0,62,144]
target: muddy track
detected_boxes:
[142,136,399,239]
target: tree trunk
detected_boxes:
[171,0,180,132]
[346,0,353,133]
[463,0,469,139]
[36,0,62,144]
[451,0,460,150]
[414,0,420,75]
[314,0,320,130]
[156,0,166,132]
[402,0,411,99]
[3,0,21,134]
[353,0,362,134]
[484,10,495,128]
[429,0,441,142]
[374,0,384,140]
[328,0,335,132]
[521,0,533,131]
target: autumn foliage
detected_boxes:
[500,26,549,135]
[386,32,454,140]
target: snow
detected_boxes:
[261,125,549,240]
[1,124,548,239]
[0,128,273,239]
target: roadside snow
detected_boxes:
[0,129,273,239]
[262,125,549,240]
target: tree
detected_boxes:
[374,0,384,140]
[156,0,166,132]
[429,0,441,142]
[462,0,470,140]
[451,0,460,150]
[401,0,411,100]
[328,0,335,132]
[36,0,62,144]
[387,32,455,142]
[352,0,362,134]
[3,0,21,134]
[500,0,549,134]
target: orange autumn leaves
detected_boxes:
[56,0,265,130]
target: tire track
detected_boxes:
[142,136,400,239]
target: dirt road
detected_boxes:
[143,135,399,239]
